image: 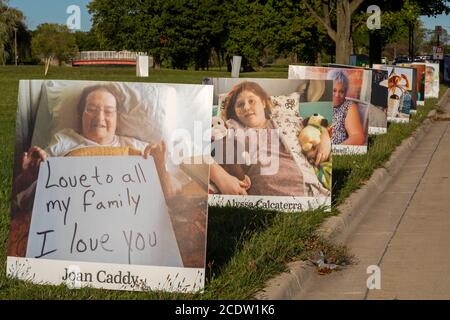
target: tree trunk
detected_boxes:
[305,0,364,65]
[153,54,161,69]
[44,57,52,76]
[335,0,352,64]
[226,56,232,72]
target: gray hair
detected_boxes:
[327,69,349,93]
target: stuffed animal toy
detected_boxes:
[211,116,227,141]
[298,113,328,163]
[298,114,332,191]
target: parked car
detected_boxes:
[394,56,411,64]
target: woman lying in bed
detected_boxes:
[10,85,182,257]
[10,85,207,266]
[14,84,176,211]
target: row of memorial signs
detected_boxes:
[7,63,440,293]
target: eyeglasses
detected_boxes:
[84,106,117,118]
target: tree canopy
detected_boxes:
[31,23,78,75]
[0,1,27,65]
[88,0,330,70]
[6,0,445,69]
[303,0,450,63]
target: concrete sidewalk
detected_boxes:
[295,97,450,300]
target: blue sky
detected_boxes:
[8,0,450,33]
[9,0,92,31]
[421,14,450,32]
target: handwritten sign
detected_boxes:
[26,157,183,268]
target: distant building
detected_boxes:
[72,51,147,66]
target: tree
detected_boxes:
[89,0,363,69]
[89,0,168,68]
[352,1,419,62]
[270,0,330,64]
[31,23,78,75]
[88,0,139,51]
[304,0,364,64]
[74,30,101,51]
[304,0,450,64]
[221,0,276,71]
[190,0,227,70]
[0,1,26,65]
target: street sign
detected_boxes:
[433,46,444,60]
[435,26,443,35]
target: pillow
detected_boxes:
[270,93,301,119]
[31,80,177,149]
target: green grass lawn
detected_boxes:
[0,65,446,299]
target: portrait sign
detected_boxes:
[205,77,332,212]
[373,64,417,123]
[424,63,440,99]
[8,80,213,292]
[289,65,370,154]
[444,56,450,83]
[399,63,426,108]
[327,64,388,135]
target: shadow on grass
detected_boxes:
[206,206,279,279]
[331,167,352,206]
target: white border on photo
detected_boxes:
[368,127,387,135]
[208,195,331,212]
[332,145,368,155]
[7,256,204,293]
[388,117,410,124]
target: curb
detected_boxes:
[256,89,449,300]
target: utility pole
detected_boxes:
[13,27,18,66]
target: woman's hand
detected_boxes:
[217,174,249,195]
[22,146,47,180]
[144,141,178,199]
[144,141,167,168]
[210,162,248,195]
[315,128,331,166]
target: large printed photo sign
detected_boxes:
[326,64,388,135]
[399,63,426,108]
[206,77,332,212]
[369,68,389,134]
[445,57,450,83]
[373,64,417,123]
[8,80,213,292]
[425,63,440,98]
[289,65,369,154]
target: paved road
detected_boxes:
[295,98,450,300]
